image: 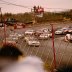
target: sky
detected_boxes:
[0,0,72,14]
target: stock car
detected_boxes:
[41,28,49,33]
[3,37,17,45]
[55,29,63,35]
[62,27,69,33]
[24,36,33,42]
[35,30,43,36]
[64,34,72,42]
[25,30,35,35]
[55,27,69,35]
[9,32,24,39]
[47,31,52,37]
[38,33,49,40]
[38,33,52,40]
[35,28,52,37]
[25,36,40,46]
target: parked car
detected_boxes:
[14,23,25,29]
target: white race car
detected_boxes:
[26,37,40,46]
[55,29,63,35]
[38,33,49,40]
[25,30,35,35]
[9,32,24,39]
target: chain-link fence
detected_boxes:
[0,23,72,71]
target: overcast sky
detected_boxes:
[0,0,72,14]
